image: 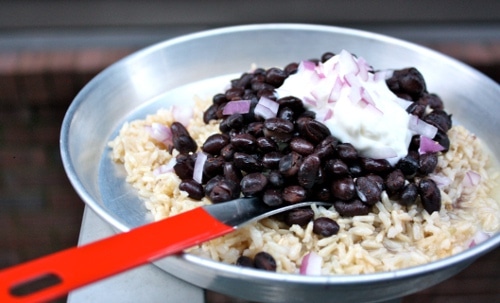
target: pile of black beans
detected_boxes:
[170,51,453,227]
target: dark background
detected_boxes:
[0,1,499,302]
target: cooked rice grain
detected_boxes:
[108,98,500,274]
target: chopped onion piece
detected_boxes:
[254,96,279,119]
[299,252,322,275]
[172,105,193,127]
[153,158,177,176]
[222,100,251,115]
[149,123,173,146]
[469,230,491,248]
[429,173,452,188]
[418,136,445,154]
[463,170,481,187]
[408,115,438,139]
[193,152,208,184]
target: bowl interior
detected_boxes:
[61,24,500,302]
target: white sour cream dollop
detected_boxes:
[275,50,413,165]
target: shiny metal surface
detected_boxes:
[60,24,500,303]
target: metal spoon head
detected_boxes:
[202,197,332,228]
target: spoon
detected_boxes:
[0,197,330,303]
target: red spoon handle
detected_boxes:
[0,208,233,303]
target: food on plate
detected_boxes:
[108,50,499,274]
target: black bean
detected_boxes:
[267,170,285,187]
[256,136,278,153]
[219,113,244,133]
[236,256,254,268]
[406,102,426,118]
[203,156,225,179]
[313,217,340,237]
[314,136,339,159]
[396,153,420,177]
[399,183,419,206]
[277,107,295,122]
[257,88,276,100]
[212,93,228,105]
[289,137,315,155]
[223,162,242,185]
[423,110,452,133]
[314,186,331,202]
[202,133,230,155]
[263,117,295,143]
[321,52,335,63]
[331,176,356,201]
[276,96,304,113]
[233,73,253,89]
[433,130,450,152]
[282,185,307,203]
[418,93,444,110]
[284,208,314,226]
[203,103,219,123]
[208,179,240,203]
[173,154,195,180]
[262,151,283,169]
[216,102,227,119]
[336,143,358,162]
[387,67,426,100]
[225,87,244,100]
[279,151,303,178]
[355,176,381,205]
[179,179,204,200]
[360,158,391,174]
[204,175,224,195]
[325,158,349,176]
[254,252,277,271]
[385,169,405,194]
[284,62,299,75]
[220,144,235,161]
[297,154,321,189]
[418,178,441,213]
[245,122,264,137]
[365,173,385,192]
[241,172,268,196]
[262,188,283,207]
[233,152,263,172]
[231,133,257,153]
[349,163,364,178]
[297,118,331,144]
[171,122,197,154]
[409,135,421,152]
[419,152,438,174]
[333,199,371,217]
[265,67,287,87]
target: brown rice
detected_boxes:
[108,96,500,275]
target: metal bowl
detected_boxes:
[61,24,499,302]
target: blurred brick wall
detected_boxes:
[0,42,498,302]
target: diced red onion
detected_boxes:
[348,85,361,104]
[149,123,173,146]
[463,170,481,187]
[429,173,452,188]
[418,136,445,154]
[338,49,359,76]
[172,105,193,127]
[299,60,316,72]
[299,252,322,275]
[222,100,251,115]
[153,158,177,176]
[193,152,207,184]
[328,76,344,103]
[468,230,491,248]
[373,69,394,82]
[254,96,279,119]
[408,115,438,139]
